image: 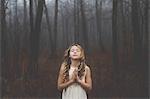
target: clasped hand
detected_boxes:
[71,69,81,83]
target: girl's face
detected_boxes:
[69,45,81,60]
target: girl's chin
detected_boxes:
[71,57,81,60]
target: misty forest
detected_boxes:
[1,0,149,98]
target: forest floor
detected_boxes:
[1,51,149,99]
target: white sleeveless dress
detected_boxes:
[62,66,87,99]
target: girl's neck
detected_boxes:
[70,59,80,67]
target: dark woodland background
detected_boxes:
[0,0,149,98]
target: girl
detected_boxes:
[57,44,92,99]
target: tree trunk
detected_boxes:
[21,0,28,79]
[120,0,128,64]
[34,0,38,9]
[23,0,28,46]
[30,0,44,78]
[132,0,142,66]
[144,0,149,94]
[143,0,149,67]
[1,0,8,78]
[53,0,59,56]
[112,0,119,82]
[29,0,34,34]
[80,0,88,51]
[43,1,53,55]
[14,0,21,78]
[74,0,80,43]
[96,0,105,51]
[28,0,34,78]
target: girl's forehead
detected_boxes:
[70,45,80,50]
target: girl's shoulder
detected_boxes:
[85,64,91,72]
[60,62,66,71]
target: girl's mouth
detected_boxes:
[73,55,78,56]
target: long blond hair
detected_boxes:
[62,44,86,82]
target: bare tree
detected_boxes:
[80,0,88,50]
[96,0,105,51]
[29,0,44,78]
[112,0,119,82]
[52,0,59,55]
[23,0,28,45]
[13,0,21,78]
[132,0,142,65]
[60,5,69,48]
[29,0,34,34]
[43,1,53,55]
[1,0,7,78]
[74,0,80,43]
[144,0,149,67]
[120,0,129,63]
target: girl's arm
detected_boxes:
[57,63,75,91]
[77,66,92,91]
